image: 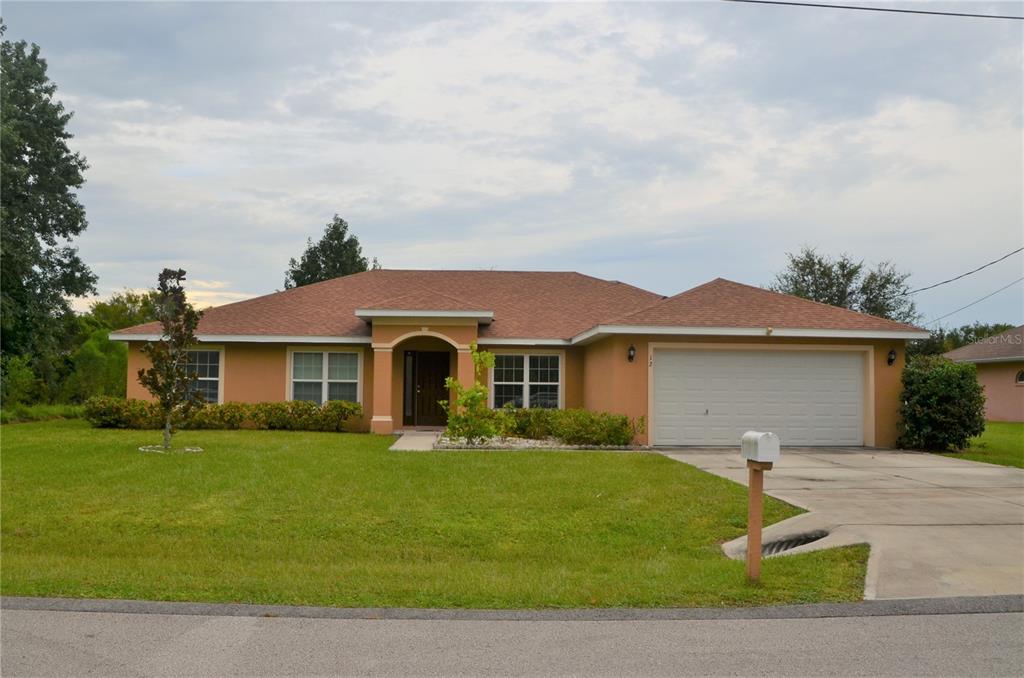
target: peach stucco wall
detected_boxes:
[371,322,478,348]
[976,362,1024,422]
[127,342,372,431]
[581,335,907,447]
[127,332,908,445]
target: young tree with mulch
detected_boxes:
[137,269,204,450]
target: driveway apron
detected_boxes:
[660,448,1024,599]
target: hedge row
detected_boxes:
[83,397,362,432]
[499,407,644,446]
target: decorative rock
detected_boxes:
[137,445,204,454]
[435,435,648,452]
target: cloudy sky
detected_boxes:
[6,1,1023,325]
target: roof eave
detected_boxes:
[571,325,931,345]
[109,333,373,344]
[946,355,1024,364]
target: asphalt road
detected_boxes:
[3,608,1022,677]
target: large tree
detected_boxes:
[83,289,160,333]
[284,215,379,288]
[770,247,919,324]
[1,24,97,362]
[58,290,162,402]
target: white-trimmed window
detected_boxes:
[1016,369,1024,385]
[186,350,221,403]
[493,354,560,409]
[291,351,360,404]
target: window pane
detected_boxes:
[292,352,323,380]
[493,384,524,409]
[292,381,322,404]
[187,351,220,379]
[529,384,559,409]
[494,355,524,383]
[328,382,358,402]
[529,355,559,384]
[328,353,358,381]
[189,379,218,404]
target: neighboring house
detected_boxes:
[944,325,1024,423]
[110,271,928,447]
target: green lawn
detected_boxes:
[1,420,867,608]
[942,421,1024,468]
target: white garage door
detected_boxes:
[652,349,864,446]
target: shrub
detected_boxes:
[898,356,986,451]
[501,406,556,439]
[497,406,644,446]
[84,397,362,432]
[84,396,163,429]
[550,409,643,447]
[317,400,363,432]
[441,344,499,443]
[185,402,252,430]
[249,400,362,431]
[250,402,293,430]
[252,401,318,430]
[0,403,85,424]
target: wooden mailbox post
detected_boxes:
[740,431,780,583]
[746,459,773,581]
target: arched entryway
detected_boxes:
[368,324,477,434]
[394,335,455,427]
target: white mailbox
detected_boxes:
[741,431,780,463]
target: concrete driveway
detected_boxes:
[661,448,1024,600]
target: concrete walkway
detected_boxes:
[389,430,441,451]
[661,448,1024,600]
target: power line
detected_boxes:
[721,0,1024,20]
[927,276,1024,326]
[905,247,1024,295]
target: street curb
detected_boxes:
[2,594,1021,622]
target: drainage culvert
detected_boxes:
[761,530,829,556]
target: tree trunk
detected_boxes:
[163,413,172,450]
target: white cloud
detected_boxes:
[19,1,1019,322]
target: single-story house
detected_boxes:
[944,325,1024,422]
[111,270,929,447]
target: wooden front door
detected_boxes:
[403,351,450,426]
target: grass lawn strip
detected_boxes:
[1,420,867,608]
[941,421,1024,469]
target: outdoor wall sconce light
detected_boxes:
[627,344,637,363]
[887,349,897,366]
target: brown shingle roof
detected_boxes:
[114,269,665,341]
[113,271,927,341]
[361,288,483,311]
[945,325,1024,363]
[607,278,924,333]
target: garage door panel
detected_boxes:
[653,349,865,446]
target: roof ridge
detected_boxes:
[605,277,727,325]
[567,270,663,298]
[377,268,579,274]
[605,277,924,332]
